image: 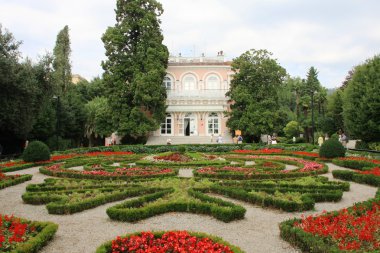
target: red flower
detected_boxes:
[110,231,234,253]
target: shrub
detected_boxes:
[355,140,369,149]
[23,141,51,162]
[319,139,345,158]
[178,146,186,154]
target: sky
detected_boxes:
[1,0,379,88]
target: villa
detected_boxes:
[147,52,234,144]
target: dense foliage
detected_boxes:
[343,55,380,142]
[226,49,287,141]
[102,0,169,142]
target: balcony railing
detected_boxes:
[167,89,229,98]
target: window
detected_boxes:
[206,75,220,90]
[207,112,219,135]
[160,114,172,135]
[183,75,196,90]
[163,76,172,90]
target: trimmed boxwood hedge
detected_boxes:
[206,185,315,212]
[0,174,32,190]
[332,170,380,187]
[22,186,164,214]
[332,158,376,170]
[39,166,178,181]
[106,187,246,223]
[95,231,245,253]
[5,218,58,253]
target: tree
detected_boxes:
[52,25,72,94]
[226,49,287,141]
[102,0,169,142]
[84,97,113,146]
[343,55,380,142]
[283,121,302,138]
[0,25,53,153]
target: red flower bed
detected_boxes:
[197,166,254,175]
[0,215,36,251]
[233,148,284,154]
[111,231,234,253]
[338,157,380,165]
[359,167,380,176]
[154,153,191,162]
[294,201,380,251]
[0,161,27,169]
[83,151,134,157]
[45,164,174,177]
[292,151,319,158]
[0,173,20,182]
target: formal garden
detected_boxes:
[0,140,379,253]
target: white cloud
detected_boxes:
[0,0,379,87]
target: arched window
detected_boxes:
[160,114,172,135]
[206,75,220,90]
[183,75,196,90]
[163,76,172,90]
[207,112,219,135]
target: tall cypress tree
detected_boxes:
[102,0,169,140]
[53,25,72,94]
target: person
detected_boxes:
[237,135,243,144]
[292,136,296,143]
[267,135,272,145]
[341,132,347,148]
[210,134,214,143]
[233,136,238,144]
[166,138,172,145]
[325,134,329,141]
[24,140,29,149]
[217,134,223,144]
[318,136,324,146]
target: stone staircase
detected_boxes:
[146,134,233,145]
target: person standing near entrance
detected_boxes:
[211,134,214,143]
[217,134,223,144]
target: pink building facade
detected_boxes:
[152,53,234,138]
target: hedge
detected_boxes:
[39,166,178,181]
[332,170,380,187]
[219,177,350,192]
[0,174,32,189]
[22,186,163,214]
[95,231,245,253]
[106,188,246,223]
[207,185,315,212]
[332,158,376,170]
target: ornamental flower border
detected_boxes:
[0,151,135,173]
[0,214,58,253]
[280,191,380,253]
[0,173,32,190]
[39,164,178,180]
[197,155,327,180]
[95,230,245,253]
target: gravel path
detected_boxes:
[1,163,378,253]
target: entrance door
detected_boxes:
[183,113,197,136]
[184,118,190,136]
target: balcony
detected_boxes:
[167,89,229,99]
